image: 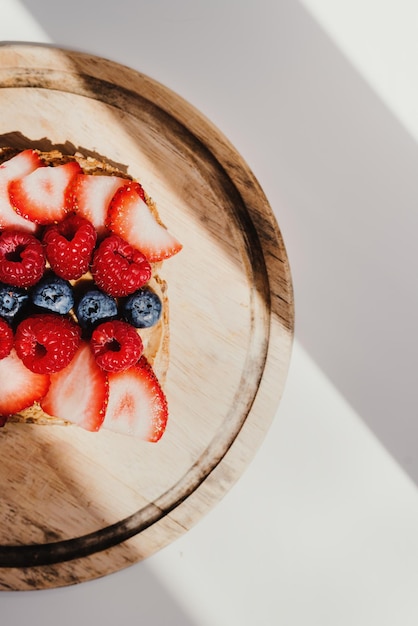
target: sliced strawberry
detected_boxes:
[0,348,50,417]
[0,149,43,177]
[0,150,45,233]
[68,173,130,237]
[102,355,168,441]
[9,161,82,225]
[40,340,108,432]
[107,183,182,262]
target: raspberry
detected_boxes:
[90,320,143,372]
[43,213,97,280]
[0,229,45,287]
[0,319,14,360]
[91,234,151,297]
[15,313,81,374]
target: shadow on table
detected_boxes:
[0,561,198,626]
[13,0,418,594]
[16,0,415,483]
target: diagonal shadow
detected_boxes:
[16,0,418,484]
[6,0,418,619]
[0,1,293,610]
[0,562,199,626]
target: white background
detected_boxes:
[2,0,418,624]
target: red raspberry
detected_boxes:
[15,313,81,374]
[0,319,13,359]
[43,213,97,280]
[0,229,45,287]
[90,320,143,372]
[91,234,151,297]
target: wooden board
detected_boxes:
[0,43,294,590]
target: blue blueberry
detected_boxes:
[76,289,118,329]
[0,282,29,322]
[31,274,74,314]
[122,288,162,328]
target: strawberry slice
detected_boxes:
[40,340,108,432]
[0,150,45,233]
[68,173,130,237]
[0,348,50,417]
[107,183,182,262]
[102,355,168,441]
[9,161,82,225]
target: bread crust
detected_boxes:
[3,147,170,427]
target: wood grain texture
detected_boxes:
[0,43,294,589]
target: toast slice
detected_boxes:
[0,146,174,434]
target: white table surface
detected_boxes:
[2,1,418,624]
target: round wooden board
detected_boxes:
[0,43,294,590]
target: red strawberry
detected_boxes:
[40,340,108,432]
[68,173,130,238]
[0,348,50,417]
[107,183,182,262]
[0,150,43,233]
[9,161,82,225]
[0,150,45,233]
[43,213,97,280]
[102,355,168,441]
[0,149,43,178]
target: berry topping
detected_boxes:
[0,149,181,433]
[43,213,97,280]
[0,229,45,287]
[107,183,182,262]
[68,173,130,238]
[122,287,162,328]
[90,320,143,372]
[0,283,29,322]
[9,160,82,225]
[0,149,43,178]
[102,356,168,441]
[91,234,151,297]
[0,318,14,359]
[31,273,74,315]
[0,150,44,233]
[75,289,118,330]
[0,348,50,417]
[40,340,108,432]
[15,313,81,374]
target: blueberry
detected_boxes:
[76,289,118,329]
[122,288,162,328]
[0,282,29,322]
[31,274,74,314]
